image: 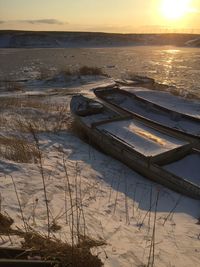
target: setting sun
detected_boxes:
[161,0,191,20]
[0,0,200,33]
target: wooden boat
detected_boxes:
[70,95,200,199]
[94,86,200,149]
[122,88,200,121]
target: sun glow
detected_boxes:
[161,0,191,20]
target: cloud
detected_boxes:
[21,19,66,25]
[0,19,67,25]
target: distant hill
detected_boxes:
[0,30,200,48]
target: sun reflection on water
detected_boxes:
[162,50,179,84]
[164,49,180,54]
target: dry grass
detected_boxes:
[0,212,14,233]
[0,97,22,110]
[3,81,24,92]
[0,75,105,266]
[0,96,48,111]
[37,66,106,82]
[78,66,105,76]
[0,135,39,163]
[0,122,105,266]
[53,69,74,83]
[59,68,73,78]
[37,67,56,80]
[0,214,104,267]
[13,109,71,134]
[21,231,104,267]
[0,114,7,127]
[0,96,71,134]
[0,211,104,267]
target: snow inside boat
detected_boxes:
[94,87,200,149]
[70,95,200,199]
[125,88,200,121]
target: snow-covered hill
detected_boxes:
[0,31,200,48]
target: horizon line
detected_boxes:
[0,29,200,35]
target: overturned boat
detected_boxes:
[94,86,200,149]
[70,95,200,199]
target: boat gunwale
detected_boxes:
[118,87,200,123]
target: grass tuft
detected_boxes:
[78,66,105,76]
[4,81,24,92]
[0,212,14,233]
[0,135,39,163]
[21,231,104,267]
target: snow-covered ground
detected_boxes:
[0,77,200,267]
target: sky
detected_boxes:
[0,0,200,33]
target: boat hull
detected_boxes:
[73,115,200,199]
